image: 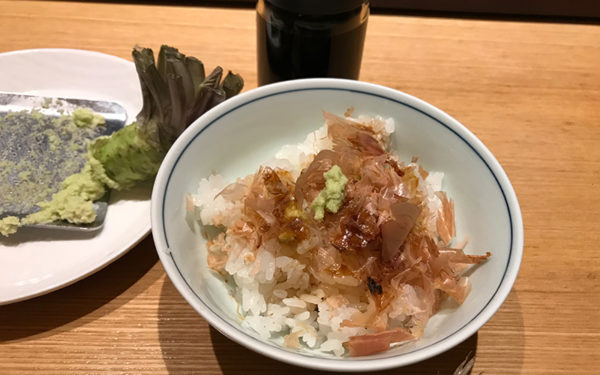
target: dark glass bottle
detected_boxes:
[256,0,369,86]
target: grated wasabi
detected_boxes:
[311,165,348,220]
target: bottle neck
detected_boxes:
[258,1,369,35]
[263,0,367,16]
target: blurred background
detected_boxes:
[80,0,600,19]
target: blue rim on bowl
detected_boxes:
[151,78,523,372]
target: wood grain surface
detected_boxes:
[1,1,599,374]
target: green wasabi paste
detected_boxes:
[0,108,109,235]
[72,108,105,128]
[22,153,111,225]
[21,125,163,226]
[311,165,348,221]
[0,216,20,237]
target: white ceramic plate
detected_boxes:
[0,49,150,305]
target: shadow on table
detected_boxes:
[209,328,477,375]
[0,235,160,342]
[157,277,525,374]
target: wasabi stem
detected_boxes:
[90,45,244,188]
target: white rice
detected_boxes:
[191,115,445,356]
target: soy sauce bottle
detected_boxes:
[256,0,369,86]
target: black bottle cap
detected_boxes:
[265,0,367,16]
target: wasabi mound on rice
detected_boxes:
[190,111,490,357]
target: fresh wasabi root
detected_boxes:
[1,45,244,235]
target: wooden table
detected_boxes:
[1,1,599,374]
